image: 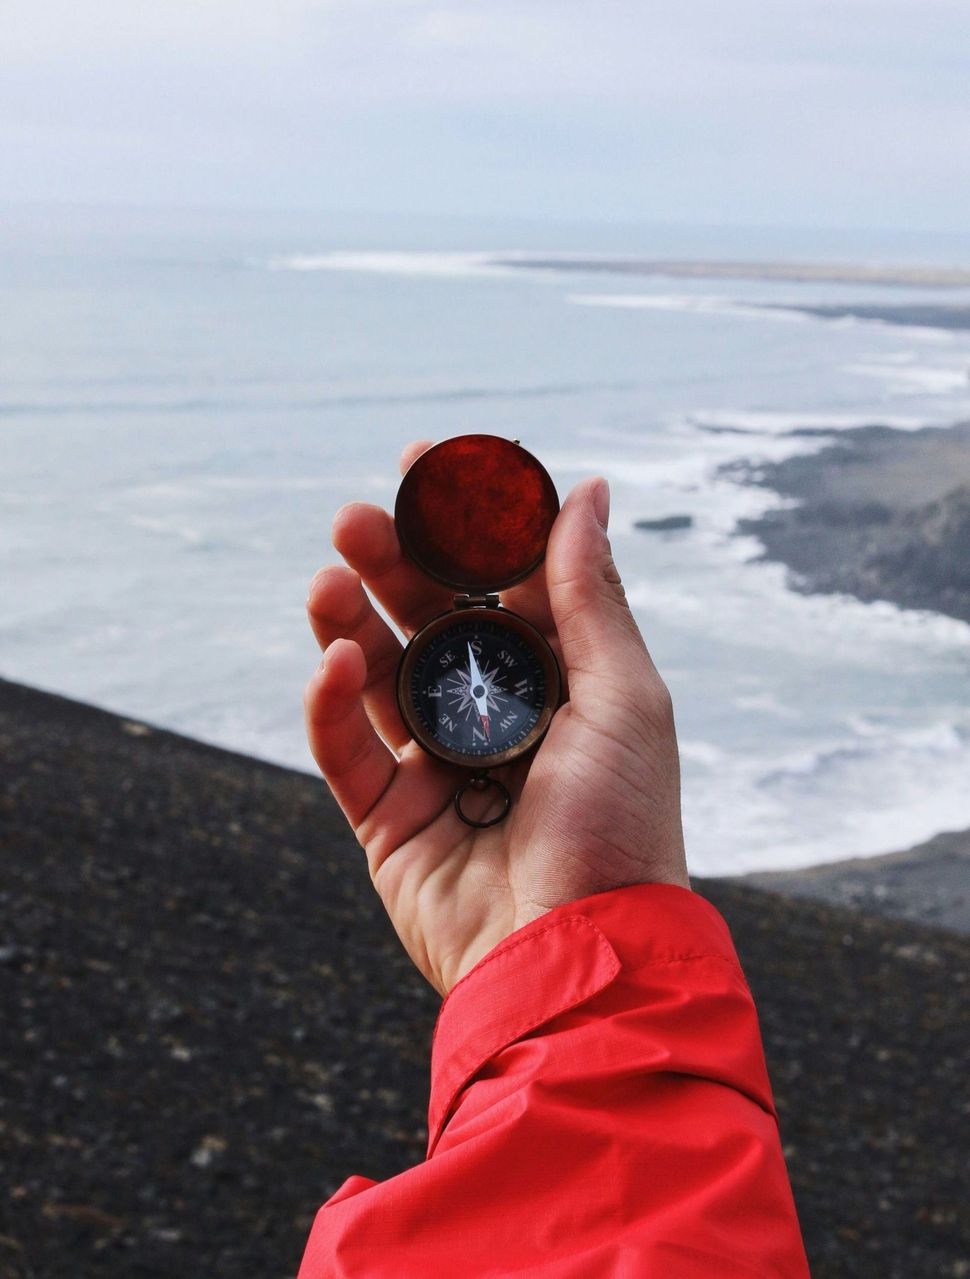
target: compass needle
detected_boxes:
[467,642,492,739]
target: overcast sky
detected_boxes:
[2,0,969,230]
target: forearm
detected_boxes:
[297,884,810,1279]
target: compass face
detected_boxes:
[399,610,559,766]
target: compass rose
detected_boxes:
[446,659,509,729]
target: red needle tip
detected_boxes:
[482,715,490,739]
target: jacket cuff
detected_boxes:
[427,882,747,1156]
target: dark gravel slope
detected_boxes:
[1,678,967,1278]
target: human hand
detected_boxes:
[305,440,689,997]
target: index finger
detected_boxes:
[334,438,559,642]
[332,501,454,638]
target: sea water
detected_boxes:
[2,204,970,874]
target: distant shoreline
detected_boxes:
[490,255,970,289]
[741,830,970,934]
[758,301,970,329]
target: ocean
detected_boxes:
[3,204,970,875]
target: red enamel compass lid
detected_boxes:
[394,435,560,592]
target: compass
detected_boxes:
[394,435,562,827]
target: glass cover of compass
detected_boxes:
[395,435,562,769]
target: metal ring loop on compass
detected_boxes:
[454,773,512,828]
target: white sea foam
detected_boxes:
[545,404,970,875]
[566,291,809,324]
[679,739,728,766]
[683,713,970,875]
[733,692,799,717]
[685,408,926,433]
[127,515,209,544]
[628,565,970,662]
[548,422,970,660]
[846,359,970,396]
[266,250,504,278]
[543,420,830,492]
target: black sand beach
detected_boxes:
[2,677,968,1279]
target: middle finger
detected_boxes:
[331,501,455,636]
[334,498,559,648]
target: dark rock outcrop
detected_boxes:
[730,422,970,624]
[634,514,693,532]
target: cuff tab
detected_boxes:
[427,914,621,1155]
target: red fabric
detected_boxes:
[296,884,811,1278]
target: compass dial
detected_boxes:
[399,609,559,767]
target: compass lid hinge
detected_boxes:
[453,593,500,610]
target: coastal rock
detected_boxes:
[759,303,970,331]
[730,422,970,624]
[634,514,693,532]
[874,486,970,596]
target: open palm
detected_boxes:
[305,441,689,997]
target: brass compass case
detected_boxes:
[397,605,561,769]
[392,436,563,818]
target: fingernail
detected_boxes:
[306,566,328,607]
[592,477,610,530]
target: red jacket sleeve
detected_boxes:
[296,883,811,1278]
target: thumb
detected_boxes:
[545,477,655,693]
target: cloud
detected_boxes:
[1,0,969,228]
